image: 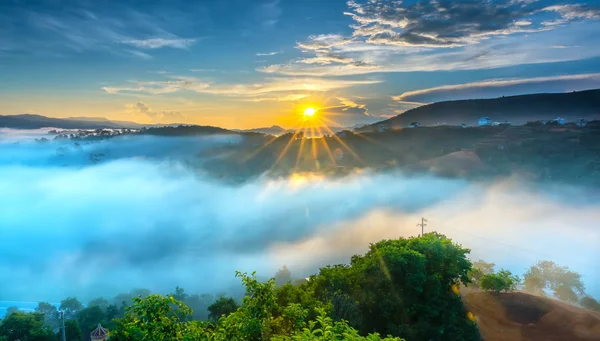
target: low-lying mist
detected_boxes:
[0,130,598,303]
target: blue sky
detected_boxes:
[1,0,599,128]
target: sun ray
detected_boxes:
[241,134,279,163]
[317,119,364,165]
[295,126,307,169]
[319,129,337,167]
[271,125,304,171]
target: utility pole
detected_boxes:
[61,310,66,341]
[417,217,428,236]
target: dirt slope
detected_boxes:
[463,291,600,341]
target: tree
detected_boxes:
[523,261,585,302]
[6,306,20,315]
[88,298,110,311]
[60,297,83,319]
[0,312,55,341]
[468,260,495,287]
[305,233,480,341]
[76,306,106,339]
[35,302,60,330]
[60,319,83,341]
[184,293,214,321]
[208,297,239,321]
[480,269,520,293]
[110,295,193,341]
[580,296,600,311]
[170,286,188,302]
[275,266,293,287]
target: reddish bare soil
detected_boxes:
[463,291,600,341]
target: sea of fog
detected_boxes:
[0,128,598,307]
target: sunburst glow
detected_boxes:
[304,107,316,117]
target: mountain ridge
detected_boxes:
[372,88,600,128]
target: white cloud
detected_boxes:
[256,51,280,56]
[103,76,381,97]
[392,73,600,103]
[120,38,196,49]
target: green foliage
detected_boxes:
[468,260,495,287]
[275,266,293,287]
[88,298,110,311]
[272,308,404,341]
[76,305,106,336]
[35,302,60,330]
[6,306,20,315]
[110,294,192,341]
[61,319,83,341]
[0,312,55,341]
[480,269,520,293]
[302,233,479,341]
[580,296,600,311]
[523,261,585,302]
[207,297,239,321]
[60,297,83,319]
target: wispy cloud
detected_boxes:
[259,0,600,76]
[392,73,600,103]
[102,76,381,97]
[121,38,196,49]
[244,94,309,102]
[256,51,280,56]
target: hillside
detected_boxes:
[463,291,600,341]
[0,114,138,129]
[375,89,600,128]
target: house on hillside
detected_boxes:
[407,122,420,128]
[336,130,351,138]
[377,123,391,132]
[459,123,467,128]
[478,117,492,126]
[551,117,566,125]
[577,118,588,127]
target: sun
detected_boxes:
[304,107,316,117]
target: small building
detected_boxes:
[478,117,492,126]
[336,130,351,138]
[91,324,108,341]
[459,123,467,128]
[576,118,588,127]
[551,117,566,125]
[407,122,420,128]
[376,123,391,132]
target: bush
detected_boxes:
[580,296,600,311]
[480,269,520,293]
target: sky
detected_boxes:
[1,0,600,129]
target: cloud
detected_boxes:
[120,38,196,49]
[126,49,153,60]
[244,94,309,102]
[256,51,280,56]
[0,134,598,301]
[102,76,381,97]
[260,0,600,76]
[129,101,186,122]
[254,0,282,27]
[392,73,600,103]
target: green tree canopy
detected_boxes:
[523,261,585,302]
[480,269,520,293]
[207,297,239,322]
[0,312,55,341]
[60,297,84,319]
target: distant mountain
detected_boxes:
[235,125,293,136]
[372,89,600,128]
[0,114,177,129]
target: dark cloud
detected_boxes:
[345,0,600,47]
